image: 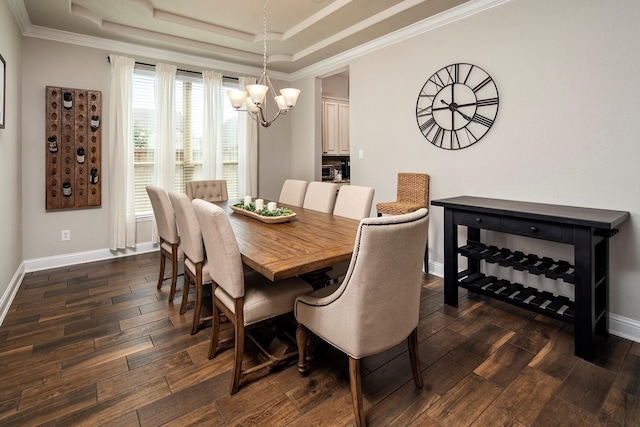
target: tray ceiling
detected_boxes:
[13,0,472,73]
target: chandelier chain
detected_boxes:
[262,0,267,74]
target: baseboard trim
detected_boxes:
[23,242,158,273]
[0,262,26,326]
[609,314,640,344]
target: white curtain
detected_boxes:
[238,76,258,197]
[154,63,177,190]
[202,70,223,179]
[108,55,136,250]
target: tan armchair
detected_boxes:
[278,179,308,207]
[185,180,228,202]
[168,190,212,335]
[192,200,313,394]
[145,185,183,302]
[295,208,429,427]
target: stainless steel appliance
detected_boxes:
[322,165,335,180]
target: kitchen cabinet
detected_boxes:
[322,98,349,155]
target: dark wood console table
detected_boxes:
[431,196,629,361]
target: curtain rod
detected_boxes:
[106,56,239,81]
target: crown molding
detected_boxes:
[9,0,513,81]
[291,0,514,80]
[7,0,31,34]
[21,23,280,78]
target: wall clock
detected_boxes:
[416,63,499,150]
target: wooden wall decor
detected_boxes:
[46,86,102,210]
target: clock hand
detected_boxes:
[439,100,473,121]
[451,84,455,130]
[456,110,473,121]
[455,101,479,108]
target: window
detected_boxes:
[132,68,240,216]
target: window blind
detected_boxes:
[133,68,240,216]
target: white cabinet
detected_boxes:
[322,99,349,155]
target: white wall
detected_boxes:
[291,77,323,182]
[292,0,640,325]
[322,74,349,101]
[0,0,24,315]
[21,39,112,260]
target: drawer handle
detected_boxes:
[475,217,482,223]
[530,226,538,232]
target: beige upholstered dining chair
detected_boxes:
[327,185,375,283]
[185,180,228,203]
[192,199,313,394]
[295,208,429,427]
[376,172,430,270]
[278,179,308,207]
[333,185,375,220]
[302,181,339,213]
[146,185,183,302]
[168,190,212,335]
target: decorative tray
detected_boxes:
[229,203,296,224]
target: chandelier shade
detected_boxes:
[226,0,301,128]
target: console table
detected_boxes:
[431,196,629,361]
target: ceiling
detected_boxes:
[11,0,472,74]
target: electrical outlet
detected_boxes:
[61,230,71,241]
[358,149,364,159]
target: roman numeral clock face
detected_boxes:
[416,63,499,149]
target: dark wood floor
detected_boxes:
[1,252,639,426]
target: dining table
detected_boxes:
[213,199,361,282]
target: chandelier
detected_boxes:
[227,0,301,128]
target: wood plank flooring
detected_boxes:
[1,252,639,426]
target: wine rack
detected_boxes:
[45,86,101,210]
[432,196,629,361]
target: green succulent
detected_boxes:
[233,202,293,217]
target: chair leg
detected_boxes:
[348,357,367,427]
[407,327,423,388]
[168,244,179,302]
[296,323,309,376]
[180,272,190,315]
[156,248,166,290]
[230,298,245,395]
[208,295,221,360]
[191,274,202,335]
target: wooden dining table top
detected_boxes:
[214,200,361,281]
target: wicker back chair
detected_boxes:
[376,173,429,216]
[376,173,430,271]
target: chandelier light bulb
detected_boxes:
[280,88,301,108]
[246,84,269,106]
[275,95,288,110]
[227,89,247,109]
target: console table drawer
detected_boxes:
[455,211,501,229]
[509,218,563,241]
